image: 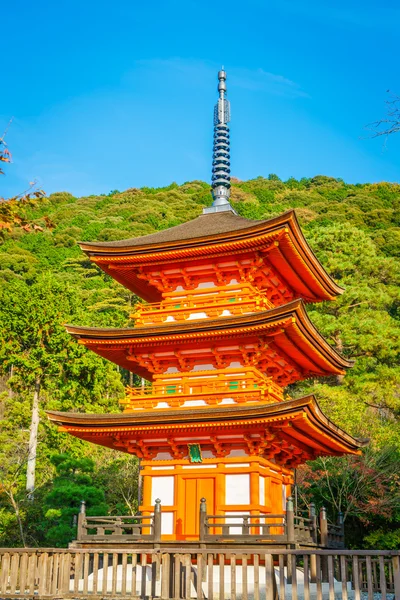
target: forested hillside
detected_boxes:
[1,174,400,548]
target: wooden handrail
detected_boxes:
[125,378,268,397]
[77,499,161,542]
[83,515,153,522]
[204,514,286,519]
[122,370,283,410]
[198,499,343,548]
[132,286,274,324]
[135,296,269,313]
[133,283,271,311]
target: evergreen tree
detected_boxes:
[43,454,108,547]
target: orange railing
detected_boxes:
[121,369,284,411]
[132,284,273,325]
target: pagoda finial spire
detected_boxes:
[203,69,236,214]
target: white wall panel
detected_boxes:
[151,476,174,505]
[225,474,250,505]
[161,512,174,534]
[225,511,249,534]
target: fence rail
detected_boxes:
[77,500,161,543]
[200,512,288,543]
[0,547,399,599]
[75,498,343,550]
[199,498,341,549]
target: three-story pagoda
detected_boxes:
[48,70,365,542]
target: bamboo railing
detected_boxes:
[0,547,399,599]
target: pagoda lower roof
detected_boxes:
[46,395,367,463]
[79,210,343,302]
[66,299,352,384]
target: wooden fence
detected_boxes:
[75,498,343,549]
[199,498,343,548]
[0,547,399,599]
[77,500,161,544]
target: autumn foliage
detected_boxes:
[0,125,46,232]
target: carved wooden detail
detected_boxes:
[210,436,229,458]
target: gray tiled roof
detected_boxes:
[81,211,266,248]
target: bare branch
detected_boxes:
[0,117,14,142]
[365,91,400,139]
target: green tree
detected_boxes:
[0,276,123,498]
[0,429,30,546]
[96,453,139,515]
[43,454,108,547]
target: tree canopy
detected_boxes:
[0,175,399,547]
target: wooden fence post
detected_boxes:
[286,496,295,544]
[77,500,86,541]
[286,496,295,584]
[320,507,329,582]
[199,498,207,542]
[337,511,345,548]
[309,502,317,543]
[308,502,318,582]
[319,506,328,547]
[154,498,162,542]
[392,554,400,600]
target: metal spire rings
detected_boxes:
[204,69,236,214]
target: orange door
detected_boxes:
[182,477,215,538]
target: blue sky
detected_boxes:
[2,0,400,197]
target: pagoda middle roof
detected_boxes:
[66,299,352,383]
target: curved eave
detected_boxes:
[79,210,343,301]
[46,395,367,456]
[65,299,352,380]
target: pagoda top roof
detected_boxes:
[79,209,343,303]
[46,395,368,458]
[80,210,266,252]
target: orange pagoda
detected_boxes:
[48,70,365,543]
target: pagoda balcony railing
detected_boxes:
[74,498,343,550]
[199,513,318,545]
[121,370,283,410]
[76,500,161,544]
[200,498,344,549]
[132,284,273,325]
